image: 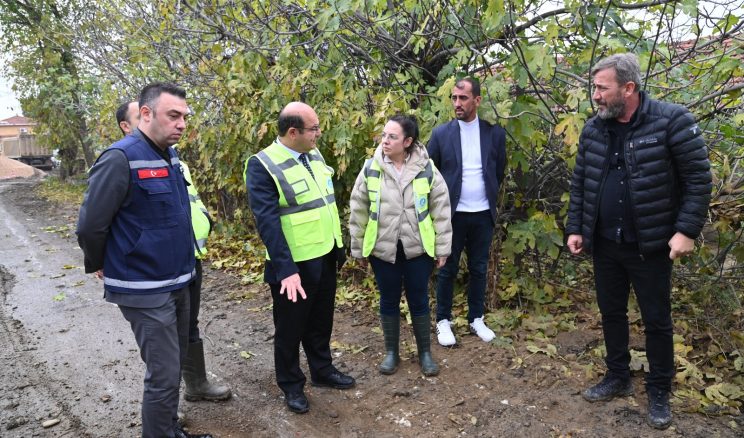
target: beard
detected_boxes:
[597,97,625,120]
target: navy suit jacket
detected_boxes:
[427,118,507,222]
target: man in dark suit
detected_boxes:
[245,101,354,414]
[427,77,507,347]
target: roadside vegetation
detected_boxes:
[8,0,742,419]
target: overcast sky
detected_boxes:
[0,74,22,120]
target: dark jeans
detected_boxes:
[188,259,203,343]
[592,237,674,392]
[269,249,337,394]
[369,241,434,317]
[436,210,494,323]
[119,287,190,438]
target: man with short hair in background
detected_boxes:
[115,100,140,136]
[566,53,711,430]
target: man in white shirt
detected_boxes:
[427,77,508,346]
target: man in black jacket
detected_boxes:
[566,53,711,430]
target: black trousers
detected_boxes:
[188,259,203,343]
[592,238,674,392]
[269,250,337,394]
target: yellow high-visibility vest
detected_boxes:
[245,142,343,262]
[182,161,210,259]
[362,158,435,258]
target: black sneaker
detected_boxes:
[647,387,672,429]
[582,375,633,402]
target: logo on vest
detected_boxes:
[418,197,426,208]
[138,168,170,179]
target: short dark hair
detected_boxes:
[388,114,420,147]
[138,82,186,114]
[116,101,131,125]
[455,77,481,97]
[277,113,305,136]
[116,101,135,135]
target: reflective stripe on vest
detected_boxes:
[362,158,436,258]
[254,150,337,216]
[104,269,196,290]
[129,156,181,169]
[246,142,343,262]
[181,161,211,258]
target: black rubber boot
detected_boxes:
[411,314,439,376]
[379,315,400,375]
[182,340,232,401]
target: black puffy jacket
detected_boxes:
[566,92,712,254]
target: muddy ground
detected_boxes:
[0,176,741,437]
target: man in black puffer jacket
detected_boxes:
[566,53,711,430]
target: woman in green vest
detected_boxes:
[349,114,452,376]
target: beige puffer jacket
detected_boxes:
[349,143,452,263]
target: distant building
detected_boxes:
[0,115,36,139]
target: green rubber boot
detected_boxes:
[379,315,400,374]
[411,314,439,376]
[182,340,232,401]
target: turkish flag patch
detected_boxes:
[138,168,170,179]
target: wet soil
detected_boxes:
[0,177,740,437]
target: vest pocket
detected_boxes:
[125,222,186,280]
[138,180,174,204]
[290,179,310,197]
[289,209,324,246]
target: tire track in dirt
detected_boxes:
[0,264,89,437]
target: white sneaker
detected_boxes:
[470,317,495,342]
[436,319,456,346]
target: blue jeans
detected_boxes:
[369,241,434,317]
[592,238,674,391]
[436,210,494,323]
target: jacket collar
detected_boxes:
[373,142,429,181]
[591,91,649,130]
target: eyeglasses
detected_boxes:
[379,132,400,141]
[297,125,321,133]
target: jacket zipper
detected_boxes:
[625,138,644,254]
[590,132,611,240]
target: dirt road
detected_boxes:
[0,177,740,437]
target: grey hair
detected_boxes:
[591,53,642,93]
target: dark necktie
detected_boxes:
[299,153,314,178]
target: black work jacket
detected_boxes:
[566,92,712,254]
